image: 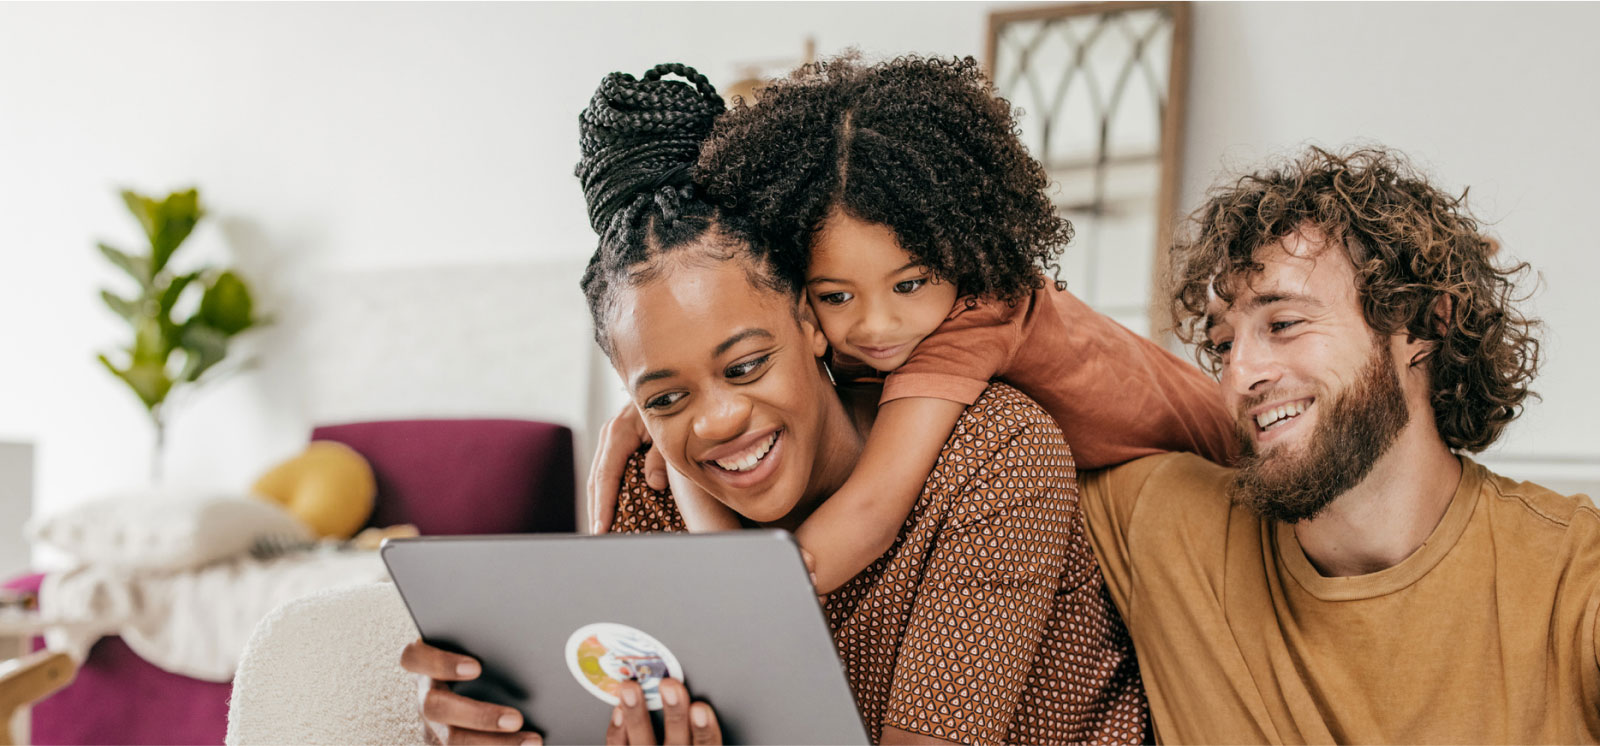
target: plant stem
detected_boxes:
[150,406,165,485]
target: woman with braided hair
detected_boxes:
[401,62,1154,744]
[587,55,1235,597]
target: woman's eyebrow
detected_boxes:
[632,329,776,393]
[633,368,677,393]
[714,328,774,357]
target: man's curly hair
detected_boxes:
[697,53,1069,305]
[1170,146,1541,452]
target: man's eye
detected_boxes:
[894,278,927,294]
[1270,320,1302,333]
[726,355,771,379]
[643,392,685,411]
[816,292,852,305]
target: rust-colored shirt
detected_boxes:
[874,287,1237,469]
[613,383,1148,744]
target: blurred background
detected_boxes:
[2,1,1597,573]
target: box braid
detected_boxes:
[575,63,787,357]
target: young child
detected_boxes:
[590,55,1236,593]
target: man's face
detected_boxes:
[1203,231,1412,522]
[607,250,835,525]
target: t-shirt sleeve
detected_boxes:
[881,298,1025,407]
[879,407,1086,744]
[1077,457,1169,622]
[610,448,686,534]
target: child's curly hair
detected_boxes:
[1170,145,1541,452]
[697,53,1069,305]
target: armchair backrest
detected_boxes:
[311,419,575,536]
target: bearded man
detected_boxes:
[1079,146,1599,742]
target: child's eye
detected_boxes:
[643,391,686,411]
[816,291,852,305]
[893,278,927,294]
[725,354,772,379]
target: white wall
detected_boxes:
[0,1,993,552]
[1,2,1595,549]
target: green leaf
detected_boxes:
[121,190,159,244]
[99,353,171,410]
[100,290,139,320]
[179,322,229,382]
[119,188,203,274]
[97,243,150,286]
[150,189,203,273]
[132,316,170,365]
[159,272,199,318]
[199,270,255,334]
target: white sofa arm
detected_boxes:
[226,582,427,745]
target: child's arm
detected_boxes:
[796,396,967,594]
[664,467,744,532]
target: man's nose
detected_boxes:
[1224,333,1282,396]
[691,388,753,442]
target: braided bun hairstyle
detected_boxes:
[577,63,785,356]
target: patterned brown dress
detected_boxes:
[613,383,1148,744]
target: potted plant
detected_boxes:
[96,188,262,481]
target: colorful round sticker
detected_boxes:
[564,622,685,710]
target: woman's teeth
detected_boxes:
[714,432,778,472]
[1257,400,1310,431]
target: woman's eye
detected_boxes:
[643,391,686,411]
[726,355,771,379]
[1211,339,1233,355]
[816,292,852,305]
[894,278,927,294]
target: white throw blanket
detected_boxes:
[39,549,389,681]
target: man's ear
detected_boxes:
[1430,294,1454,336]
[1405,294,1453,368]
[797,297,829,357]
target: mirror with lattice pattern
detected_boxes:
[988,2,1190,340]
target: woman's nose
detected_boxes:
[691,388,754,441]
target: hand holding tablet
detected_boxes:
[385,532,868,745]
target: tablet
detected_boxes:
[381,531,870,745]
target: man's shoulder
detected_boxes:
[1086,452,1233,500]
[1473,458,1600,537]
[1078,452,1237,531]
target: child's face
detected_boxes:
[806,210,959,372]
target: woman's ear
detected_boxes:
[797,298,829,358]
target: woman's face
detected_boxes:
[606,248,843,524]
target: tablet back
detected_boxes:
[382,531,869,745]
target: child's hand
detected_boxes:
[588,403,669,534]
[800,547,818,589]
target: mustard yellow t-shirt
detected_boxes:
[1080,452,1600,743]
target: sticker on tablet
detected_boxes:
[564,622,685,710]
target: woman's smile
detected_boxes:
[700,428,784,489]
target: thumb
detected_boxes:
[644,445,669,492]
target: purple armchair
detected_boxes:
[6,418,576,745]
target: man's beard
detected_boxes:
[1230,342,1411,524]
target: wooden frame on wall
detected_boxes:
[986,1,1192,341]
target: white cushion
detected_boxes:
[25,490,312,572]
[226,582,426,745]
